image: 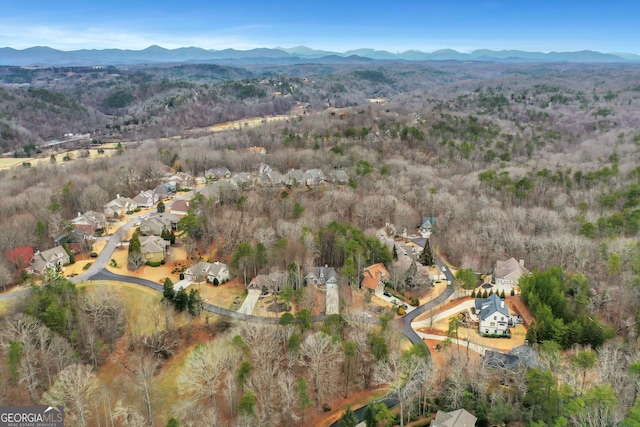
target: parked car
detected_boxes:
[90,252,98,258]
[383,291,392,297]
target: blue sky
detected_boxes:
[1,0,638,53]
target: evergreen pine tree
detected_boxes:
[339,406,358,427]
[419,239,434,266]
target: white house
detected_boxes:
[475,293,510,336]
[133,190,159,208]
[184,261,229,284]
[104,195,137,217]
[494,257,529,289]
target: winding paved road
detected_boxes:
[395,253,455,346]
[4,196,453,337]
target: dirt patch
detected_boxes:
[307,387,388,427]
[508,296,534,328]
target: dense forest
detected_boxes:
[1,60,640,426]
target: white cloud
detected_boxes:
[0,21,269,50]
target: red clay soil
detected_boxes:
[307,387,388,427]
[507,296,534,328]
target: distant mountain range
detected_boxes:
[1,45,639,66]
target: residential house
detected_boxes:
[483,344,541,370]
[104,195,137,217]
[304,265,338,286]
[184,261,230,284]
[257,162,272,175]
[248,271,288,293]
[169,199,190,216]
[199,180,239,202]
[284,169,305,187]
[419,217,437,235]
[431,409,476,427]
[304,169,325,186]
[475,293,510,336]
[205,167,231,181]
[327,169,349,185]
[494,257,529,289]
[154,182,175,198]
[139,213,180,236]
[3,246,35,271]
[257,170,282,187]
[231,172,255,189]
[140,235,169,264]
[362,263,390,295]
[29,247,70,275]
[167,172,196,190]
[132,190,159,208]
[71,211,107,238]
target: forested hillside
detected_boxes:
[1,60,640,426]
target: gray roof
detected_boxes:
[257,171,282,186]
[474,293,510,320]
[304,266,338,284]
[284,169,305,186]
[495,257,529,280]
[232,172,254,187]
[140,235,168,255]
[328,169,349,183]
[484,345,541,370]
[205,167,231,178]
[199,180,239,199]
[30,246,69,274]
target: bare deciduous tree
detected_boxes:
[42,364,99,427]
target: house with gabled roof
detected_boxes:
[284,169,305,187]
[104,195,137,217]
[475,293,510,336]
[304,169,325,186]
[327,169,349,185]
[257,162,272,175]
[420,217,437,235]
[139,213,180,236]
[140,235,169,264]
[205,167,231,181]
[362,263,390,295]
[494,257,529,289]
[248,271,288,293]
[184,261,229,284]
[249,146,267,155]
[304,265,338,286]
[167,172,196,190]
[231,172,255,189]
[198,179,239,202]
[483,344,541,370]
[169,199,190,216]
[257,171,282,187]
[71,210,107,238]
[431,408,476,427]
[133,190,159,208]
[29,247,70,275]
